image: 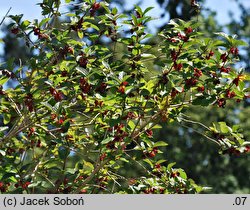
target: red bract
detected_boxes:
[197,86,205,92]
[171,88,180,98]
[155,164,161,169]
[206,50,214,60]
[57,118,64,125]
[209,50,214,57]
[185,78,198,87]
[194,68,202,77]
[225,90,236,98]
[118,82,128,94]
[171,50,178,61]
[38,33,49,40]
[230,47,239,55]
[22,182,31,189]
[185,27,193,34]
[126,112,136,119]
[220,53,228,62]
[100,153,107,161]
[92,2,101,10]
[122,81,129,86]
[145,129,153,137]
[80,77,91,94]
[220,66,230,73]
[224,147,241,156]
[90,2,101,16]
[80,189,87,194]
[217,98,226,108]
[33,27,40,35]
[24,94,34,112]
[233,74,245,87]
[78,55,88,68]
[49,87,56,95]
[178,33,189,42]
[54,91,64,101]
[11,27,19,34]
[171,171,180,178]
[244,145,250,153]
[148,151,156,158]
[174,63,183,71]
[233,77,240,86]
[118,85,126,94]
[168,38,177,43]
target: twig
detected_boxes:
[179,123,220,146]
[178,115,210,131]
[35,124,57,138]
[74,159,108,193]
[0,7,12,26]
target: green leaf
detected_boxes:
[119,157,129,163]
[0,77,9,85]
[218,122,232,134]
[77,31,83,39]
[156,159,166,165]
[143,158,154,168]
[135,5,143,17]
[177,169,187,179]
[0,149,6,156]
[232,125,241,133]
[109,118,120,127]
[41,101,56,113]
[192,95,215,106]
[128,120,136,130]
[112,7,118,15]
[154,141,168,147]
[141,53,156,59]
[3,113,11,124]
[61,120,70,133]
[0,126,8,132]
[232,39,248,47]
[152,124,162,129]
[20,163,33,172]
[9,14,23,23]
[143,7,154,15]
[39,18,51,27]
[28,182,42,188]
[174,86,183,93]
[44,159,61,169]
[101,137,113,144]
[131,14,138,25]
[2,172,16,180]
[143,139,153,147]
[21,20,31,28]
[214,32,229,40]
[66,168,76,174]
[58,146,70,160]
[167,162,176,171]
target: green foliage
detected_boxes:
[0,0,249,194]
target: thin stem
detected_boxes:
[179,115,210,131]
[179,123,220,146]
[0,7,11,26]
[74,159,108,193]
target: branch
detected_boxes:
[0,7,11,26]
[74,159,108,193]
[179,123,220,146]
